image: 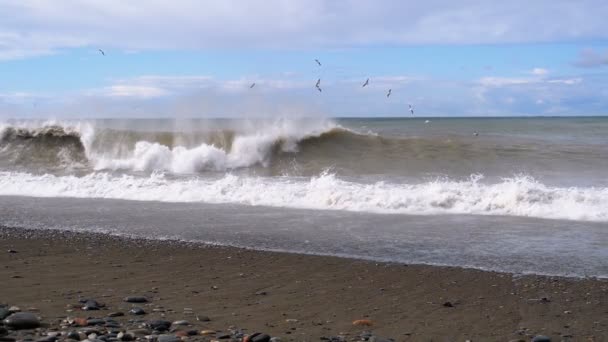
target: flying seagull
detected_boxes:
[362,78,369,87]
[250,82,256,88]
[98,49,105,56]
[409,104,414,115]
[315,59,322,66]
[386,89,392,98]
[315,78,322,92]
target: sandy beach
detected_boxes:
[1,227,606,341]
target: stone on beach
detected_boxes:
[3,312,41,330]
[243,332,271,342]
[352,319,373,327]
[146,320,172,332]
[124,296,148,303]
[81,300,102,311]
[0,307,10,320]
[157,334,180,342]
[129,307,146,315]
[531,336,551,342]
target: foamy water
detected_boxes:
[1,171,606,222]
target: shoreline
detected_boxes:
[1,227,607,341]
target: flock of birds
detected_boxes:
[97,51,416,116]
[254,58,415,115]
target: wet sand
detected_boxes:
[1,227,607,341]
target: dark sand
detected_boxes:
[1,227,607,341]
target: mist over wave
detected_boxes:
[0,119,348,173]
[0,171,606,222]
[4,118,608,183]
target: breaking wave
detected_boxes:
[0,171,606,222]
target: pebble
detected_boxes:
[86,319,105,326]
[82,300,101,311]
[3,312,41,330]
[7,250,17,254]
[200,330,216,335]
[172,320,189,326]
[249,333,271,342]
[66,331,80,340]
[72,318,88,327]
[124,297,148,303]
[146,320,172,332]
[117,332,135,341]
[107,312,124,318]
[129,308,146,315]
[196,315,210,322]
[157,335,180,342]
[0,307,10,320]
[352,319,373,327]
[7,307,20,313]
[531,336,551,342]
[442,301,454,307]
[128,329,151,336]
[269,338,282,342]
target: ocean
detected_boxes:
[1,117,607,277]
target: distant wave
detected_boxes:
[0,171,606,222]
[0,119,355,172]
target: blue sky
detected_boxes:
[1,0,608,117]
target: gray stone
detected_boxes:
[107,312,124,318]
[172,320,189,326]
[117,332,135,342]
[157,335,179,342]
[66,331,80,340]
[129,308,146,316]
[147,320,172,332]
[86,319,105,326]
[127,329,151,336]
[82,300,101,311]
[3,312,41,330]
[0,307,10,320]
[124,297,148,303]
[250,333,271,342]
[531,336,551,342]
[36,336,57,342]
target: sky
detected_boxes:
[1,0,608,117]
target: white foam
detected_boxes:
[0,171,606,222]
[91,119,341,172]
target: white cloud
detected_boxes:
[531,68,548,76]
[102,85,170,98]
[1,0,608,60]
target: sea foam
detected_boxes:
[0,171,606,222]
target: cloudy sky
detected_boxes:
[1,0,608,117]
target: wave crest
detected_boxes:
[0,171,606,222]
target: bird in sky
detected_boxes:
[386,89,392,98]
[315,78,322,92]
[315,59,322,66]
[98,49,105,56]
[250,82,255,88]
[362,78,369,87]
[409,104,414,115]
